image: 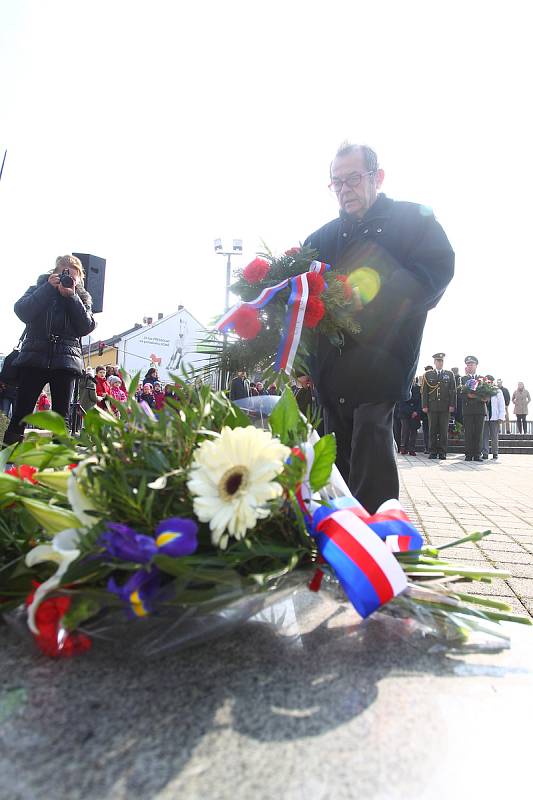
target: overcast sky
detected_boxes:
[1,0,532,396]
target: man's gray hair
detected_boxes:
[331,141,379,176]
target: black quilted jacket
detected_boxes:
[13,274,96,374]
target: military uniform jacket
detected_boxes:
[460,375,487,416]
[421,369,456,411]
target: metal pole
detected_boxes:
[225,253,231,311]
[222,253,232,392]
[0,150,6,183]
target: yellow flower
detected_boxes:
[187,426,289,548]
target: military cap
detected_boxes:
[432,352,445,359]
[464,355,479,365]
[424,365,433,371]
[486,374,495,381]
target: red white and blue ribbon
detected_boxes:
[310,499,411,619]
[275,261,329,373]
[216,260,330,375]
[330,497,424,553]
[216,278,290,333]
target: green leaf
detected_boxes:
[0,444,17,472]
[0,473,21,495]
[225,403,252,429]
[20,498,81,535]
[309,434,337,491]
[62,596,102,631]
[153,554,242,586]
[22,411,68,437]
[268,387,306,444]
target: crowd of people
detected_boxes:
[229,369,318,417]
[393,352,530,462]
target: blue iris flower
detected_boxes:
[99,517,199,564]
[108,568,162,618]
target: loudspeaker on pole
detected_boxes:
[73,253,106,313]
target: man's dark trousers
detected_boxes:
[428,411,450,455]
[463,413,484,458]
[323,400,398,514]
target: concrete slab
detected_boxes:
[1,592,533,800]
[1,453,533,799]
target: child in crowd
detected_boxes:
[95,366,111,410]
[36,392,51,412]
[107,375,127,404]
[138,382,155,408]
[152,381,166,411]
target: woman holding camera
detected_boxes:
[3,255,96,445]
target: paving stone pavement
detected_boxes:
[398,452,533,617]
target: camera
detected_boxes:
[59,269,74,288]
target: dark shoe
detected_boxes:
[428,453,438,459]
[423,449,429,454]
[399,448,408,455]
[493,454,498,459]
[482,453,489,460]
[438,454,446,460]
[465,456,473,461]
[408,451,417,456]
[473,456,483,462]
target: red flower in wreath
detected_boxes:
[25,584,92,658]
[284,246,301,257]
[303,296,325,328]
[306,272,325,296]
[233,305,262,339]
[5,464,38,484]
[243,257,270,284]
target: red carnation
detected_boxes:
[306,272,325,296]
[5,464,38,484]
[25,585,92,658]
[285,247,301,257]
[243,257,270,284]
[233,305,262,339]
[303,296,325,328]
[334,274,353,300]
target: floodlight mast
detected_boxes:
[214,238,243,391]
[213,238,243,311]
[0,150,7,183]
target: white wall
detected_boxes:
[117,309,212,384]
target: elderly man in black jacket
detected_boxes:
[304,143,454,512]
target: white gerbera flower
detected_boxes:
[187,426,290,548]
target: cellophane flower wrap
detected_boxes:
[0,379,530,658]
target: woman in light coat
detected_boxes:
[512,382,531,434]
[482,376,506,459]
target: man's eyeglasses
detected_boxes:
[328,171,375,193]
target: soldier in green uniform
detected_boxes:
[421,352,456,460]
[461,355,486,462]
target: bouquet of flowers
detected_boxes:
[460,377,499,401]
[208,245,363,383]
[1,377,530,659]
[448,419,463,438]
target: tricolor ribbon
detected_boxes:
[329,497,424,554]
[310,499,412,619]
[216,260,330,375]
